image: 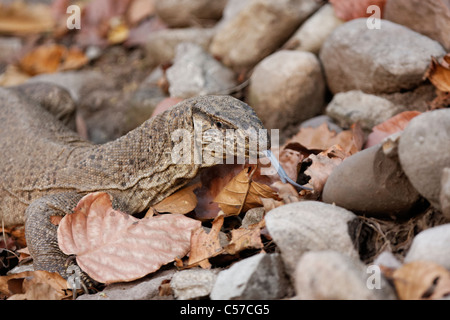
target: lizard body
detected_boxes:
[0,83,266,277]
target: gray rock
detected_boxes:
[294,250,396,300]
[209,0,321,70]
[166,43,237,98]
[265,201,359,276]
[323,136,420,217]
[405,224,450,269]
[325,90,404,131]
[145,28,215,64]
[299,115,343,133]
[27,70,105,102]
[77,269,176,300]
[170,268,219,300]
[385,0,450,51]
[378,84,438,113]
[155,0,227,27]
[441,168,450,220]
[320,19,446,94]
[248,50,325,131]
[398,109,450,210]
[284,4,344,54]
[210,253,290,300]
[241,207,265,229]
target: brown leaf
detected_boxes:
[285,123,362,155]
[0,2,54,35]
[0,65,30,87]
[425,54,450,92]
[224,220,265,255]
[193,164,245,220]
[151,182,200,215]
[213,166,278,216]
[330,0,386,21]
[187,214,225,269]
[0,271,69,300]
[19,44,88,76]
[304,145,349,193]
[365,111,422,148]
[57,192,200,284]
[391,261,450,300]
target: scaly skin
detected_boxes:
[0,83,266,278]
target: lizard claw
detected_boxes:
[65,256,100,298]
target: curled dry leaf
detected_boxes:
[389,261,450,300]
[213,166,278,216]
[304,145,349,193]
[187,214,224,269]
[285,122,363,156]
[330,0,386,21]
[425,54,450,92]
[365,111,422,148]
[0,270,69,300]
[224,220,265,255]
[0,2,55,35]
[57,192,201,284]
[19,44,88,76]
[150,182,200,215]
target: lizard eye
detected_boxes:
[215,121,223,129]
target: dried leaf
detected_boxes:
[151,182,200,215]
[193,164,245,220]
[57,192,200,284]
[107,19,130,44]
[425,54,450,92]
[365,111,422,148]
[224,220,265,255]
[304,145,349,193]
[19,44,88,76]
[0,271,69,300]
[213,166,277,216]
[391,261,450,300]
[330,0,386,21]
[285,123,362,155]
[0,2,54,35]
[187,214,224,269]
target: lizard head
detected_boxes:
[188,95,270,167]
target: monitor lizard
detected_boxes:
[0,82,268,280]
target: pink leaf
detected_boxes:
[57,192,201,284]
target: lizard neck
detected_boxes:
[75,105,201,212]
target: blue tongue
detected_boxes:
[264,150,313,191]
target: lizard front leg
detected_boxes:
[24,192,84,278]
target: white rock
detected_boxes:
[170,268,219,300]
[265,201,359,276]
[284,4,344,54]
[145,28,215,64]
[210,0,321,70]
[248,50,325,131]
[320,19,446,94]
[155,0,227,27]
[385,0,450,51]
[405,224,450,269]
[398,109,450,210]
[210,253,290,300]
[294,250,396,300]
[167,43,237,98]
[325,90,404,131]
